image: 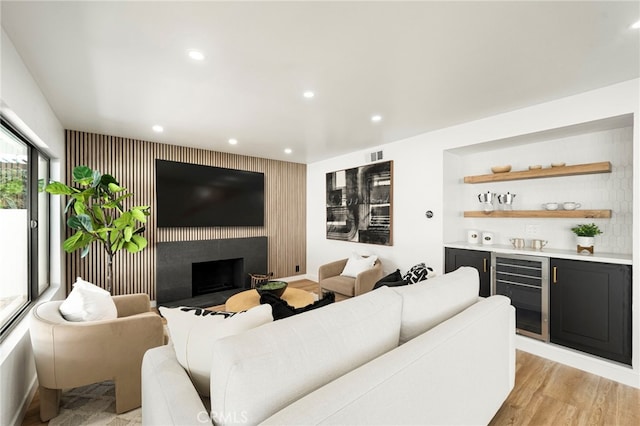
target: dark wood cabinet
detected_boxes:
[444,248,491,297]
[549,258,632,365]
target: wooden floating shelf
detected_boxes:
[463,161,611,184]
[464,210,612,219]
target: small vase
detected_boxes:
[576,236,595,254]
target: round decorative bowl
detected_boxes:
[256,281,288,298]
[491,165,511,173]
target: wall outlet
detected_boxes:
[295,265,300,272]
[525,224,540,238]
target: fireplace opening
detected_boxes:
[192,258,244,296]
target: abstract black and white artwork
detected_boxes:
[326,160,393,246]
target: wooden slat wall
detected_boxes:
[65,130,306,299]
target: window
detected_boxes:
[0,118,49,338]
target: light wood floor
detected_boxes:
[22,280,640,425]
[490,350,640,425]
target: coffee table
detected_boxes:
[225,288,315,312]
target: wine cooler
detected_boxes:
[491,253,549,342]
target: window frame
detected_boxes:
[0,117,50,340]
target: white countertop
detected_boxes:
[444,242,632,265]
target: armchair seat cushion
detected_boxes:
[320,275,357,297]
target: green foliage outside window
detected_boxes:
[0,166,27,209]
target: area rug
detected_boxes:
[49,381,141,426]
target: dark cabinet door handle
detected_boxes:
[553,266,558,284]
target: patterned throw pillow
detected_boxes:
[403,263,435,284]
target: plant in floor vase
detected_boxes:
[570,223,602,254]
[46,165,150,293]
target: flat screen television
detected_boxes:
[155,159,264,227]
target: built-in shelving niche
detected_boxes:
[442,113,633,253]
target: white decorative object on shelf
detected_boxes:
[482,232,494,245]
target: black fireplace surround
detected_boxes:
[157,237,267,307]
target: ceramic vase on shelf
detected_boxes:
[576,236,595,254]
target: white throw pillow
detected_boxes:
[59,277,118,322]
[159,304,273,396]
[340,253,378,278]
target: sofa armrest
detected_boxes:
[318,259,348,281]
[262,296,515,426]
[112,293,151,317]
[142,345,212,426]
[354,261,384,296]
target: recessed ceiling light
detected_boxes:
[303,91,315,99]
[284,148,293,154]
[152,125,164,132]
[631,20,640,30]
[228,138,238,145]
[371,115,382,123]
[187,49,205,61]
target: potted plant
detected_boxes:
[570,223,602,254]
[46,165,150,292]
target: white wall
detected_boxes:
[307,78,639,387]
[0,28,65,426]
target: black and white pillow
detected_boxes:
[403,263,435,284]
[174,307,238,318]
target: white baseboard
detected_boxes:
[276,273,313,282]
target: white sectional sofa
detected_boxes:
[142,267,515,425]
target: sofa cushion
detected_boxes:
[159,304,273,396]
[392,266,479,344]
[340,253,378,278]
[59,277,118,322]
[209,286,403,426]
[261,296,515,426]
[141,345,211,426]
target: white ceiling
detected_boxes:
[1,1,639,164]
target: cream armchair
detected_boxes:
[29,293,164,421]
[318,258,384,298]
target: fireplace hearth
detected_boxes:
[157,237,267,308]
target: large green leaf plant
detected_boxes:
[46,165,150,292]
